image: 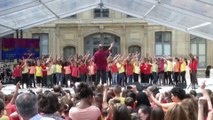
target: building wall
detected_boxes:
[22,10,213,67]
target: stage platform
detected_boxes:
[158,78,213,93]
[1,78,212,95]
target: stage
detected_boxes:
[1,78,212,95]
[158,78,213,93]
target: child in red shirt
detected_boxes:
[140,60,145,83]
[87,60,96,84]
[109,61,118,85]
[79,61,88,82]
[143,59,152,83]
[12,64,22,85]
[72,62,80,83]
[125,60,134,84]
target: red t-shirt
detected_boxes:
[131,102,136,111]
[111,63,118,73]
[189,62,193,73]
[192,59,198,71]
[6,103,20,120]
[70,65,73,75]
[126,64,134,76]
[79,64,88,74]
[94,49,109,70]
[12,66,22,78]
[41,65,47,76]
[158,60,164,72]
[72,66,79,78]
[144,63,152,75]
[140,63,145,74]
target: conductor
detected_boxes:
[94,43,114,85]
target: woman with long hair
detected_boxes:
[164,104,189,120]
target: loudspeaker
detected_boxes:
[127,82,151,92]
[176,83,187,89]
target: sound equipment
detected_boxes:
[127,82,151,92]
[176,83,187,89]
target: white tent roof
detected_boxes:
[0,0,213,40]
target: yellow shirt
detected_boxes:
[167,61,173,72]
[0,115,9,120]
[51,64,56,74]
[164,63,167,72]
[133,63,140,74]
[47,66,53,75]
[55,64,62,73]
[116,63,125,73]
[115,97,125,104]
[152,63,158,72]
[180,61,186,72]
[22,65,29,74]
[35,66,42,77]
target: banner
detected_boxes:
[2,38,40,60]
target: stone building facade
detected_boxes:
[22,9,213,69]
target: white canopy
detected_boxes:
[0,0,213,40]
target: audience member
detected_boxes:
[138,105,151,120]
[180,98,198,120]
[149,107,164,120]
[112,104,131,120]
[15,92,53,120]
[38,91,63,120]
[164,104,189,120]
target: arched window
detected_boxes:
[63,46,76,60]
[84,33,120,55]
[128,45,141,55]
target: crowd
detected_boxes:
[0,43,207,120]
[0,65,12,84]
[0,79,212,120]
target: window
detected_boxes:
[63,46,76,60]
[94,8,109,18]
[128,45,141,56]
[155,31,172,56]
[190,35,206,68]
[84,33,120,56]
[32,33,49,56]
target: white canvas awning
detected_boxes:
[0,0,213,40]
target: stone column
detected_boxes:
[122,25,126,54]
[55,25,60,57]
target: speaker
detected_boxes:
[176,83,187,89]
[140,83,151,91]
[127,82,151,92]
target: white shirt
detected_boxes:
[29,114,54,120]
